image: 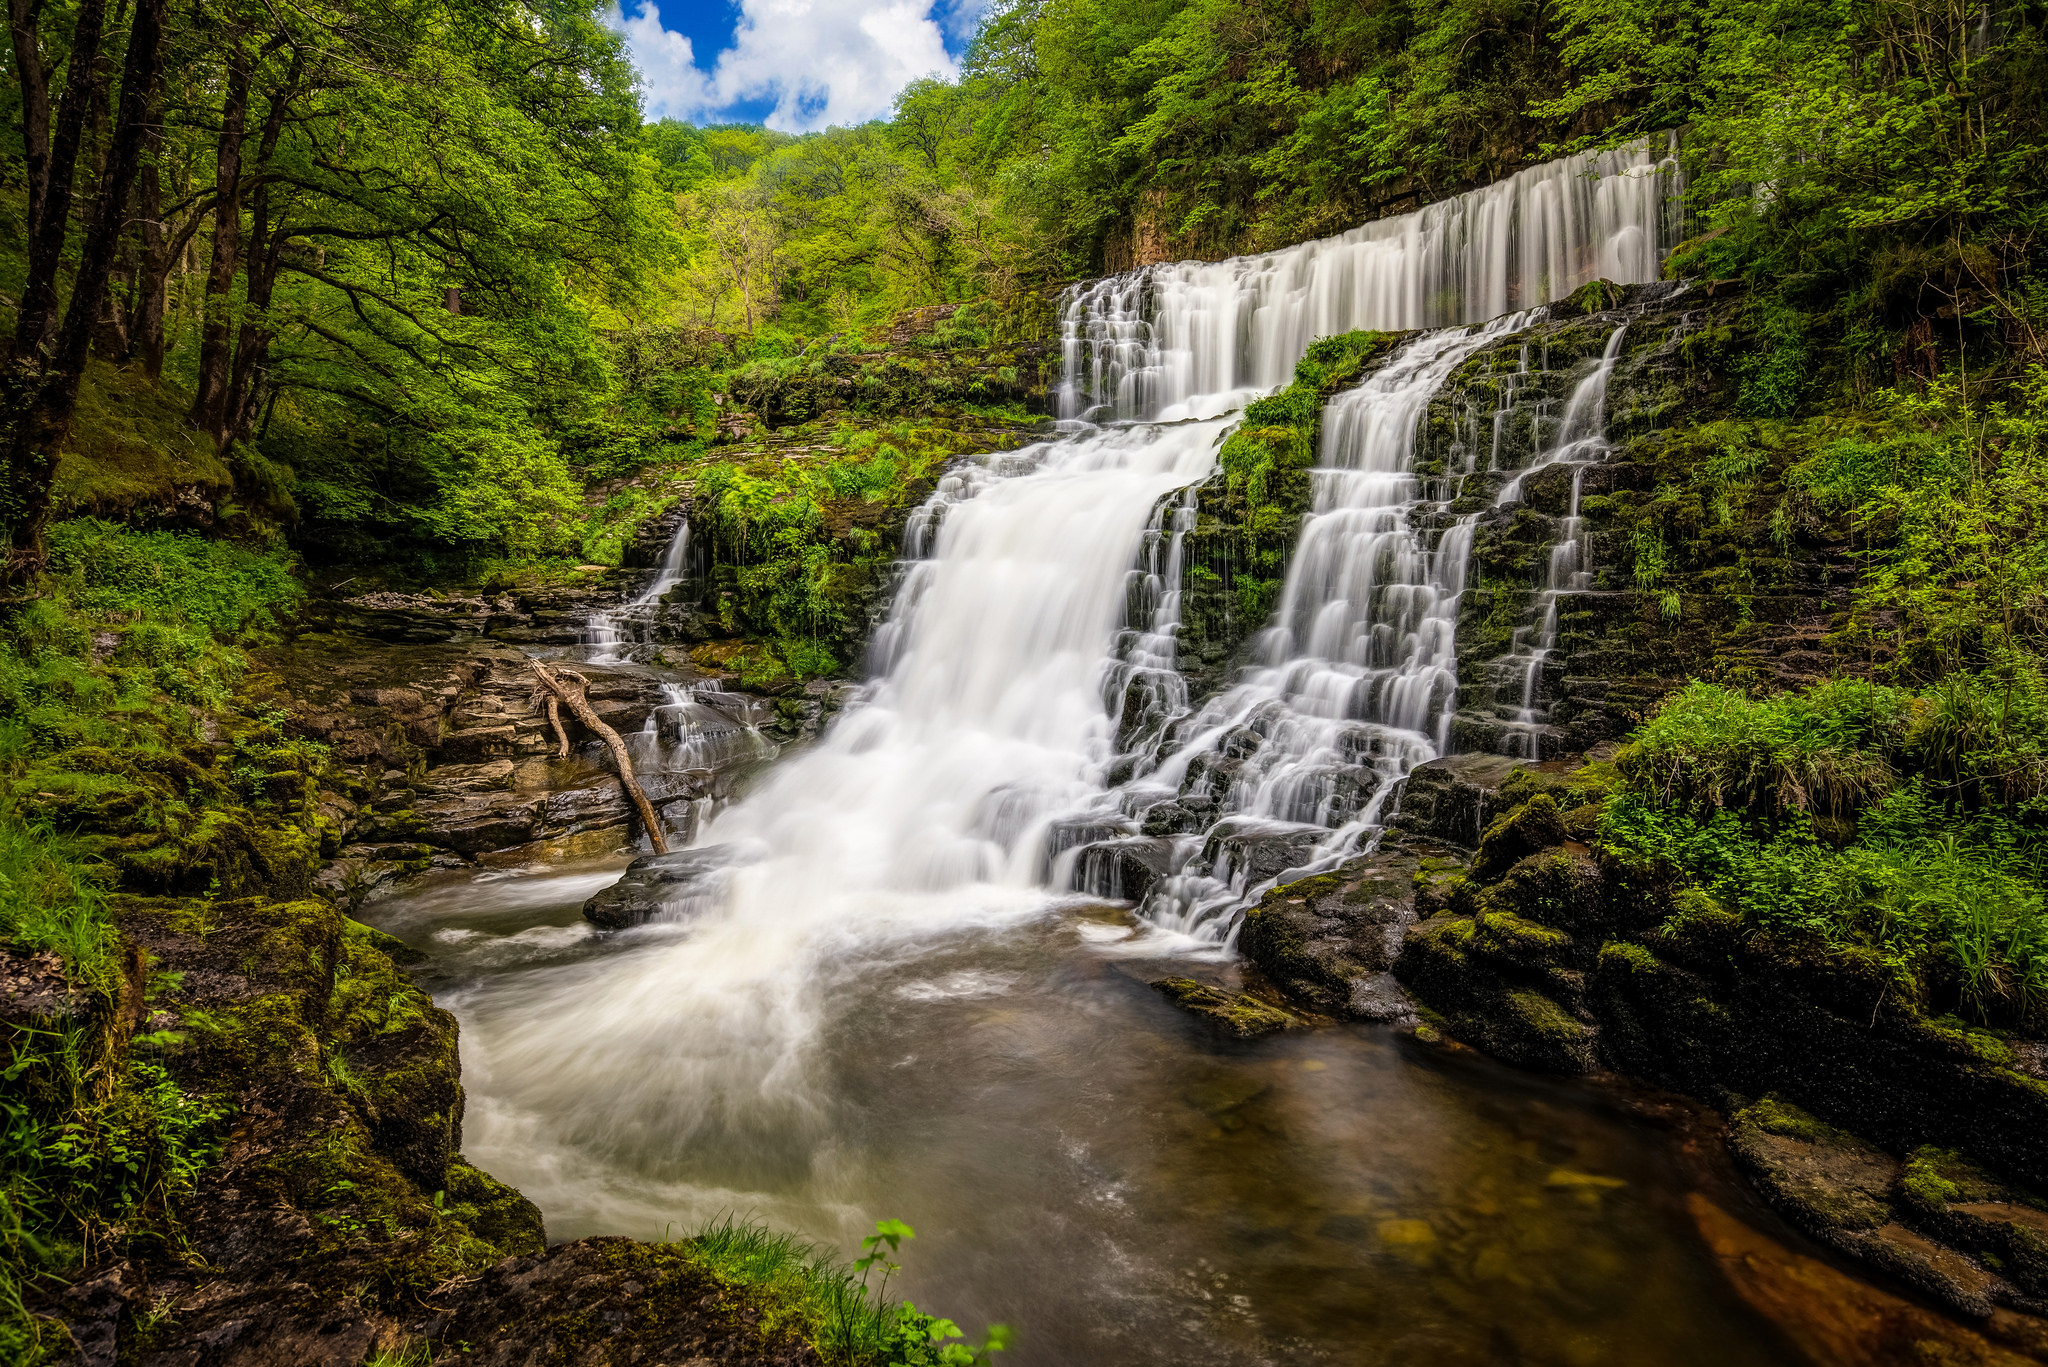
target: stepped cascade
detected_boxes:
[585,517,694,664]
[455,140,1683,1243]
[1060,137,1681,421]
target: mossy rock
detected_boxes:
[1730,1095,1897,1233]
[1393,916,1595,1073]
[1151,977,1306,1037]
[1899,1147,2048,1303]
[1470,845,1608,945]
[1467,792,1569,884]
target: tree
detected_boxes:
[4,0,167,584]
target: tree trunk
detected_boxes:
[3,0,163,582]
[190,42,252,440]
[528,662,670,854]
[13,0,111,355]
[129,143,165,371]
[8,0,51,242]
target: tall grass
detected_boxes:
[1606,666,2048,1028]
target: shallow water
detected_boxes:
[373,859,1808,1367]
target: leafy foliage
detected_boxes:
[1606,667,2048,1027]
[684,1217,1011,1366]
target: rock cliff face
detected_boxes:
[1171,281,1853,748]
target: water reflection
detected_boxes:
[373,861,1803,1367]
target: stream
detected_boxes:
[367,138,1833,1364]
[374,856,1805,1366]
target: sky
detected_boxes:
[608,0,989,133]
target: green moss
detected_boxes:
[1915,1015,2018,1067]
[53,362,232,518]
[1152,976,1305,1037]
[1504,988,1585,1044]
[1472,912,1572,960]
[1598,940,1661,974]
[1901,1147,1967,1209]
[1742,1094,1851,1145]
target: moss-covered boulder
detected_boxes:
[1152,977,1307,1037]
[1236,839,1456,1020]
[1729,1097,2016,1319]
[1396,912,1597,1074]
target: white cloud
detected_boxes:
[611,1,714,121]
[613,0,958,134]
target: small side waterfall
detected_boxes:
[1061,137,1681,421]
[1489,325,1630,758]
[585,515,692,664]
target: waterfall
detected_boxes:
[1060,137,1681,421]
[1074,317,1533,931]
[1490,325,1630,758]
[585,515,691,664]
[465,143,1680,1204]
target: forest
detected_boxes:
[5,0,2048,1362]
[6,0,2045,568]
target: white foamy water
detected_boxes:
[462,418,1231,1203]
[586,515,691,663]
[452,140,1682,1239]
[1062,138,1680,420]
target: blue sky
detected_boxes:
[610,0,989,133]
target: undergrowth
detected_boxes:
[684,1217,1010,1367]
[0,520,310,1360]
[1604,666,2048,1027]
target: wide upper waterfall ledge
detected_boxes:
[1059,137,1682,422]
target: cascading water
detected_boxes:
[1061,137,1681,421]
[432,143,1693,1338]
[1084,316,1537,933]
[1490,324,1630,758]
[585,514,693,664]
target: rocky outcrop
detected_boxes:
[1323,749,2048,1336]
[1235,836,1464,1023]
[43,892,840,1366]
[583,846,735,929]
[255,633,780,883]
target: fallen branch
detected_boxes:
[543,694,567,757]
[528,661,669,854]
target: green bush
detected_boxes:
[683,1217,1008,1367]
[1606,667,2048,1027]
[43,519,301,639]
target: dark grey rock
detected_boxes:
[583,846,736,930]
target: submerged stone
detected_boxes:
[1152,977,1306,1037]
[583,846,735,929]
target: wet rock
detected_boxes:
[1237,840,1445,1018]
[1070,836,1175,903]
[583,846,736,929]
[1138,800,1202,836]
[1730,1097,2014,1320]
[1152,977,1306,1037]
[1393,753,1526,846]
[1198,818,1322,883]
[1900,1147,2048,1308]
[424,1237,822,1367]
